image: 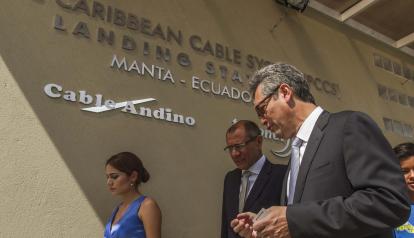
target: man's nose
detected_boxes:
[260,117,268,126]
[230,149,241,156]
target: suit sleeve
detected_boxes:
[221,173,229,238]
[286,112,410,238]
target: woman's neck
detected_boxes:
[120,191,141,206]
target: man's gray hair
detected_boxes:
[249,63,315,104]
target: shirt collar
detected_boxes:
[244,155,266,175]
[296,106,324,143]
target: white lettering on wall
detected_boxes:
[43,83,196,127]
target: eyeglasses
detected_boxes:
[254,86,280,118]
[224,136,257,153]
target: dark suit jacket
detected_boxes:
[283,111,410,238]
[221,159,287,238]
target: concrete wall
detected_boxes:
[0,0,413,237]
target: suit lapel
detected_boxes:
[293,111,330,203]
[228,170,241,216]
[281,159,290,205]
[243,159,271,211]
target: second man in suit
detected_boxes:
[221,120,287,238]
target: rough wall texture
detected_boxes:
[0,56,102,237]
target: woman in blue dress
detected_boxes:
[104,152,162,238]
[394,143,414,238]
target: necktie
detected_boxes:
[288,137,303,204]
[239,170,251,212]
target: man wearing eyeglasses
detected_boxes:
[231,63,410,238]
[222,120,287,238]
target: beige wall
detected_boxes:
[0,0,413,237]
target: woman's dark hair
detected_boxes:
[106,152,150,187]
[393,142,414,161]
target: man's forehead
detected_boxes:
[226,127,246,139]
[253,86,265,105]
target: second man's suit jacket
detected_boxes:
[282,110,410,238]
[221,159,287,238]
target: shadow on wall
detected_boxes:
[0,0,202,226]
[0,2,231,235]
[2,0,406,234]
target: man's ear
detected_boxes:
[279,83,293,102]
[257,135,263,145]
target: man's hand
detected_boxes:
[231,212,257,238]
[253,206,290,238]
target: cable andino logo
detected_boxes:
[43,83,196,126]
[81,98,156,113]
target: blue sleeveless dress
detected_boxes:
[104,196,147,238]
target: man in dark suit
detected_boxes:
[231,63,410,238]
[222,120,287,238]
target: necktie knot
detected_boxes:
[292,137,303,148]
[242,170,251,178]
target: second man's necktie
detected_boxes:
[239,170,251,212]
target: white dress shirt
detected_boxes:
[287,106,324,198]
[241,155,266,197]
